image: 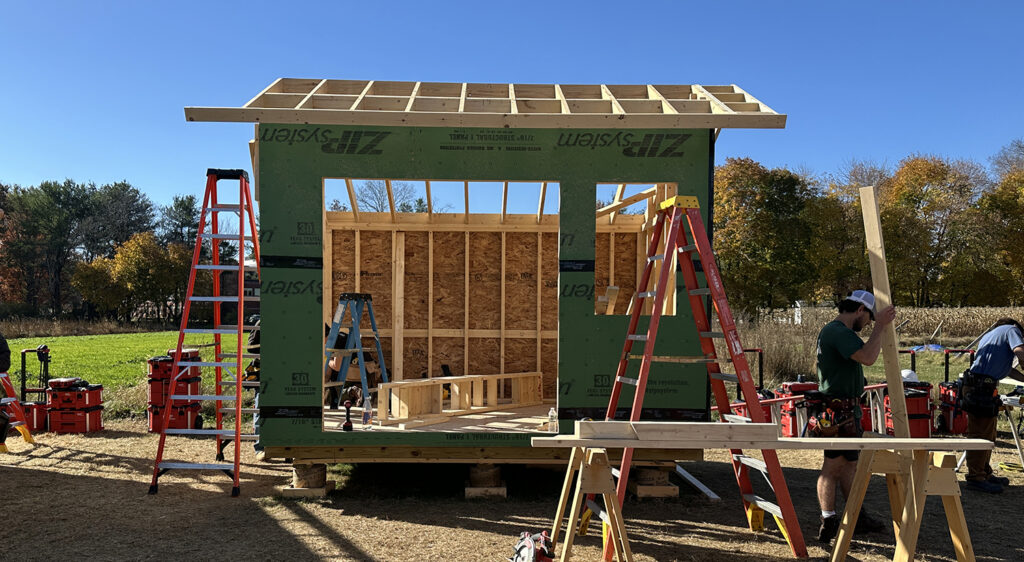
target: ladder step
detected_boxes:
[184,328,244,335]
[734,454,769,474]
[199,233,256,240]
[195,264,259,271]
[188,296,260,302]
[616,376,639,386]
[742,494,783,518]
[219,381,261,388]
[177,361,240,368]
[0,397,16,405]
[699,331,725,339]
[10,420,25,427]
[637,291,656,298]
[647,253,665,262]
[709,372,739,383]
[629,354,719,364]
[627,334,648,341]
[678,244,697,253]
[218,353,260,359]
[689,288,711,296]
[220,407,259,414]
[722,414,751,423]
[159,462,235,471]
[610,467,621,478]
[164,429,235,436]
[170,395,237,401]
[326,347,373,353]
[216,324,260,331]
[207,205,247,212]
[585,499,610,524]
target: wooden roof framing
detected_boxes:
[187,79,785,129]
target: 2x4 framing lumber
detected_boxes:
[501,182,508,223]
[596,187,657,218]
[609,184,626,224]
[425,180,433,217]
[463,181,470,224]
[344,178,360,221]
[393,231,405,379]
[536,182,547,224]
[385,179,397,222]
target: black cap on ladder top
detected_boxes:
[207,168,249,181]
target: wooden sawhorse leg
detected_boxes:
[831,450,975,562]
[550,447,633,562]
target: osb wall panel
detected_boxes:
[541,232,558,331]
[541,339,558,398]
[504,338,538,374]
[468,233,501,330]
[595,232,611,299]
[505,232,538,330]
[432,232,465,330]
[613,233,639,315]
[331,230,356,307]
[404,232,429,329]
[359,231,392,330]
[404,337,429,379]
[432,337,465,376]
[468,338,501,374]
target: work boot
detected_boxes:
[855,511,885,534]
[965,479,1003,494]
[988,475,1010,486]
[817,514,840,543]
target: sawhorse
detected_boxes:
[832,450,973,561]
[551,447,633,562]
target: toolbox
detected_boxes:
[47,383,103,409]
[936,381,968,435]
[22,401,48,432]
[48,405,104,434]
[776,381,818,437]
[148,403,203,433]
[147,376,201,407]
[885,381,933,438]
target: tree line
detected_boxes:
[1,139,1021,321]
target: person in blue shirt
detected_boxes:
[963,318,1024,493]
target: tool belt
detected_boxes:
[958,371,1001,418]
[800,391,862,438]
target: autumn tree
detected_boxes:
[713,158,814,316]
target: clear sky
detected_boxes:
[2,1,1022,214]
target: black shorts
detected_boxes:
[824,449,859,462]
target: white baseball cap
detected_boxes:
[846,290,875,319]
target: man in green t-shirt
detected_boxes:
[814,290,896,543]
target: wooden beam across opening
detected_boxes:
[596,187,657,218]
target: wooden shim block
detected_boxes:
[465,481,507,499]
[860,185,909,438]
[628,481,679,498]
[280,480,336,498]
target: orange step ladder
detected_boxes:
[1,371,35,453]
[149,169,261,496]
[598,195,807,558]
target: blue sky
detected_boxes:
[2,1,1022,214]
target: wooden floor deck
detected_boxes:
[323,403,551,433]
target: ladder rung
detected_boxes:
[627,334,648,341]
[610,467,620,478]
[207,205,247,212]
[629,354,720,364]
[678,244,697,253]
[216,324,260,331]
[188,296,260,302]
[199,233,256,240]
[177,361,239,368]
[323,381,348,388]
[220,407,259,414]
[699,331,725,339]
[159,462,235,471]
[184,328,243,335]
[10,420,24,427]
[637,291,656,298]
[194,264,258,271]
[325,348,372,353]
[585,499,610,523]
[0,397,16,405]
[218,353,260,359]
[689,288,711,296]
[647,254,665,262]
[164,429,235,436]
[219,381,261,388]
[170,395,237,401]
[710,372,739,383]
[742,494,783,518]
[722,414,751,423]
[734,454,769,474]
[616,376,638,386]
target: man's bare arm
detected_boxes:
[850,306,897,366]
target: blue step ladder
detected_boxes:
[324,293,389,413]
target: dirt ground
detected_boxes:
[3,420,1024,561]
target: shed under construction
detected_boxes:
[185,78,785,464]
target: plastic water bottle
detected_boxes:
[362,394,373,427]
[548,407,558,433]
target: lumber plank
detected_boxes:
[860,185,910,438]
[596,187,657,218]
[532,435,994,451]
[394,232,405,379]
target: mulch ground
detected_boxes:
[3,420,1024,561]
